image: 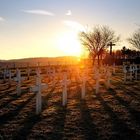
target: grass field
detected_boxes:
[0,66,140,140]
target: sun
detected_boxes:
[56,31,82,57]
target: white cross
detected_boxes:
[3,69,8,82]
[134,65,138,80]
[131,64,138,80]
[123,65,127,82]
[47,67,56,86]
[8,70,12,85]
[129,65,133,81]
[123,65,133,82]
[14,69,25,96]
[61,72,70,106]
[30,68,48,115]
[27,68,31,80]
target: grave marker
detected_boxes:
[134,65,138,80]
[14,69,25,96]
[30,68,48,115]
[123,65,127,82]
[8,70,12,86]
[27,68,31,80]
[3,69,9,82]
[61,72,70,106]
[131,64,138,80]
[129,65,133,81]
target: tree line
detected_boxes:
[79,25,140,65]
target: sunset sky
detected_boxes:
[0,0,140,60]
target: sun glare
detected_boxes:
[57,32,82,57]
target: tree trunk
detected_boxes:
[97,55,100,66]
[92,55,96,66]
[100,54,102,65]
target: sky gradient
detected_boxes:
[0,0,140,60]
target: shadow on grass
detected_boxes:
[0,87,16,99]
[108,88,140,127]
[13,91,67,140]
[112,81,140,100]
[45,105,67,140]
[95,90,140,140]
[0,88,30,108]
[0,93,35,125]
[80,99,98,140]
[41,86,67,140]
[87,81,139,139]
[75,79,99,140]
[12,114,42,140]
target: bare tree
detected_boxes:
[128,28,140,50]
[79,25,120,65]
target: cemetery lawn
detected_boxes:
[0,67,140,140]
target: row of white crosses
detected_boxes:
[14,69,25,96]
[130,64,138,80]
[4,66,41,81]
[2,68,12,82]
[123,63,139,82]
[1,67,47,115]
[94,65,112,94]
[60,69,88,106]
[61,72,70,106]
[2,65,113,115]
[3,67,48,115]
[2,67,31,84]
[101,63,116,76]
[123,65,132,82]
[1,68,22,89]
[29,67,82,114]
